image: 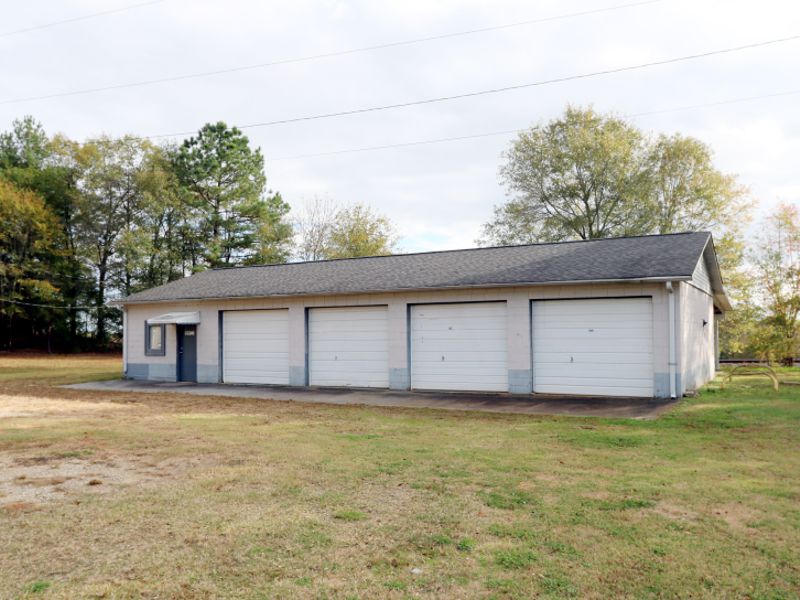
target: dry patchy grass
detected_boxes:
[0,354,798,599]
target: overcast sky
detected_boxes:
[2,0,798,252]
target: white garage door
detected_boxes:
[411,302,508,392]
[532,298,654,397]
[308,306,389,387]
[223,309,289,384]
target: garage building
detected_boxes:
[117,232,729,399]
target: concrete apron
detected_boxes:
[66,380,677,419]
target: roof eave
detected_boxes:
[699,234,732,312]
[112,275,694,306]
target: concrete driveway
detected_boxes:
[67,379,676,419]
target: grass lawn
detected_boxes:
[0,355,798,599]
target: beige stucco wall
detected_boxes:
[679,280,716,393]
[124,281,677,396]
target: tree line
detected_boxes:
[480,107,799,364]
[0,117,395,351]
[1,108,797,362]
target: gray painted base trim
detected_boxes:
[127,363,217,383]
[653,372,684,399]
[508,369,532,394]
[128,363,672,399]
[197,364,219,384]
[289,365,306,387]
[653,372,670,399]
[126,363,148,380]
[126,363,177,382]
[389,367,410,390]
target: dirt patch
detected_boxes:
[713,503,762,531]
[0,394,139,418]
[0,452,210,507]
[532,472,563,483]
[2,501,38,513]
[651,501,699,521]
[582,490,612,500]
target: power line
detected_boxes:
[625,89,800,118]
[270,129,522,161]
[267,89,800,161]
[147,33,800,140]
[0,0,663,105]
[0,0,166,38]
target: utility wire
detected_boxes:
[0,0,662,105]
[270,129,522,161]
[0,0,166,38]
[625,89,800,117]
[147,33,800,139]
[267,88,800,161]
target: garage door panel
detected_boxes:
[311,360,387,369]
[413,304,504,316]
[312,307,386,317]
[536,337,650,348]
[412,320,507,331]
[311,351,388,362]
[225,368,288,379]
[412,375,508,384]
[411,339,507,352]
[535,301,650,315]
[223,321,288,332]
[223,310,289,385]
[535,375,653,387]
[534,363,653,379]
[309,374,387,387]
[410,368,509,379]
[312,370,387,388]
[537,323,653,333]
[537,339,651,353]
[309,306,389,388]
[224,367,287,375]
[536,324,652,334]
[311,340,388,352]
[224,336,288,346]
[411,376,509,385]
[535,352,652,365]
[224,354,289,365]
[412,323,507,332]
[411,302,508,392]
[411,354,508,365]
[533,298,654,398]
[411,326,507,336]
[311,320,387,331]
[534,383,654,396]
[310,376,387,387]
[312,364,387,374]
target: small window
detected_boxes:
[145,323,166,356]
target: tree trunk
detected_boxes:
[96,266,107,346]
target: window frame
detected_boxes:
[145,323,166,356]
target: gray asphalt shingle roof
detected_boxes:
[120,232,714,304]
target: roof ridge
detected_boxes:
[211,231,710,271]
[118,230,720,305]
